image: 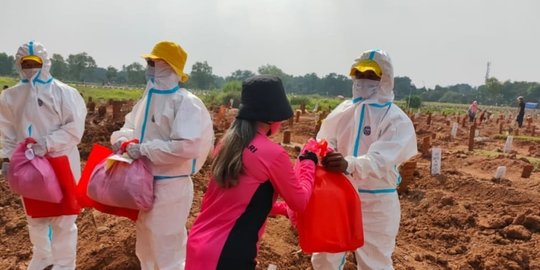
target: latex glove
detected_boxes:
[321,152,348,173]
[31,138,47,157]
[126,143,142,160]
[1,162,8,176]
[112,138,128,153]
[298,151,318,165]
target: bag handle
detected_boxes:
[119,139,139,154]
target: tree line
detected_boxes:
[0,52,538,106]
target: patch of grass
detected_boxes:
[474,149,501,158]
[475,149,540,169]
[0,77,144,102]
[493,134,540,143]
[75,85,144,102]
[0,76,19,89]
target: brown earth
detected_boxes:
[1,105,539,270]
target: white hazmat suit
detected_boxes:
[312,49,417,270]
[111,53,213,270]
[0,41,87,270]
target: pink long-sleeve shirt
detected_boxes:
[186,130,315,270]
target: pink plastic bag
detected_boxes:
[7,137,63,203]
[87,155,154,211]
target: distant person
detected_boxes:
[312,49,417,269]
[0,41,86,270]
[110,41,214,270]
[516,96,525,128]
[185,75,317,270]
[467,100,479,123]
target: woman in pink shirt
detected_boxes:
[467,100,479,122]
[186,75,317,270]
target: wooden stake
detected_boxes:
[282,130,291,144]
[521,165,534,178]
[468,123,476,151]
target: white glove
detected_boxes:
[126,144,142,160]
[31,138,47,157]
[1,162,8,176]
[112,138,128,153]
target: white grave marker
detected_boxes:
[431,147,442,175]
[494,166,506,179]
[268,264,277,270]
[503,136,513,153]
[451,122,458,138]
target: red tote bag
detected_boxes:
[297,167,364,253]
[77,144,139,221]
[23,155,81,218]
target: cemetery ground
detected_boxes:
[0,99,539,269]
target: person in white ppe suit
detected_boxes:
[0,41,87,270]
[110,40,213,270]
[312,49,417,270]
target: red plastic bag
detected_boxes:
[23,155,81,218]
[8,138,63,203]
[297,167,364,253]
[296,139,364,253]
[77,144,139,221]
[87,155,153,211]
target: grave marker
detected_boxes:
[521,165,534,178]
[503,135,513,153]
[431,147,442,175]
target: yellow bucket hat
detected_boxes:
[21,55,43,64]
[349,59,382,77]
[142,41,189,82]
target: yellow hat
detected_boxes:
[349,59,382,77]
[21,55,43,64]
[142,41,189,82]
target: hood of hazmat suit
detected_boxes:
[313,49,417,269]
[0,41,86,270]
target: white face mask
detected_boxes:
[352,79,380,100]
[154,60,175,79]
[145,65,155,82]
[22,68,41,80]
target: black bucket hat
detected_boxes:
[237,75,293,122]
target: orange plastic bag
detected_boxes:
[296,139,364,253]
[77,144,139,221]
[23,155,81,218]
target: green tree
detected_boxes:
[50,54,68,79]
[321,73,351,97]
[226,70,255,82]
[190,61,215,90]
[394,76,415,100]
[106,66,118,83]
[407,95,422,108]
[0,53,15,76]
[483,77,503,104]
[257,64,286,78]
[124,62,145,85]
[66,52,97,81]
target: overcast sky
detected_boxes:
[1,0,538,88]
